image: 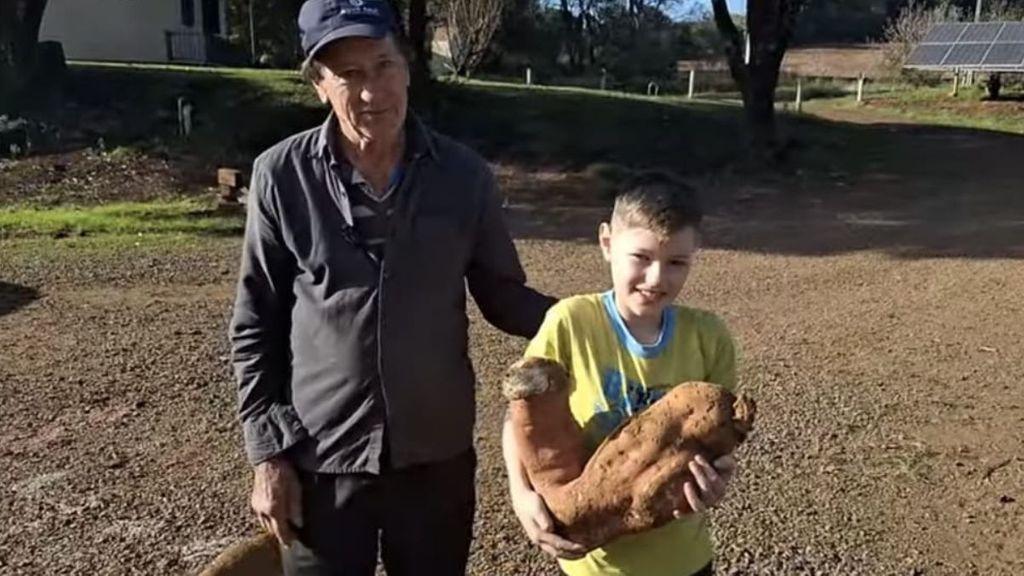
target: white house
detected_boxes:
[40,0,231,65]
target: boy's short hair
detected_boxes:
[611,172,703,237]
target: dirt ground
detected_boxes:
[1,108,1022,576]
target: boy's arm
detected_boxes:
[502,409,533,497]
[503,303,587,558]
[503,409,587,559]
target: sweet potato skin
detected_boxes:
[503,357,756,550]
[198,532,281,576]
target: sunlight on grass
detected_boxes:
[815,86,1024,135]
[0,199,244,239]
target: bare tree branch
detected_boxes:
[442,0,509,77]
[710,0,748,89]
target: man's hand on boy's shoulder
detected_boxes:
[511,485,588,560]
[675,454,737,516]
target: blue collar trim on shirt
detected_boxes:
[601,290,675,359]
[350,164,405,199]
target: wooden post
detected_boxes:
[687,69,696,99]
[795,78,803,113]
[248,0,257,65]
[177,96,194,138]
[217,168,246,204]
[526,67,532,86]
[951,70,960,96]
[856,74,865,104]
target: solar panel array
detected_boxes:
[906,21,1024,71]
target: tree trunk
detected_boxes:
[560,0,584,72]
[986,73,1002,100]
[0,0,50,110]
[407,0,429,81]
[388,0,430,108]
[743,63,781,151]
[710,0,800,158]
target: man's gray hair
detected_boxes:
[300,57,326,83]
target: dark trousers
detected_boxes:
[283,450,476,576]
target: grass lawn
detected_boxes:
[0,199,243,239]
[813,85,1024,135]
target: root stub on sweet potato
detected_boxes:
[504,357,756,550]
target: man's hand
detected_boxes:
[251,457,302,547]
[511,486,588,560]
[675,454,737,517]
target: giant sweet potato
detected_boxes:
[504,357,755,550]
[198,532,281,576]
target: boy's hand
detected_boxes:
[674,454,737,517]
[511,486,588,560]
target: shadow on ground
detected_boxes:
[501,111,1024,261]
[12,66,1024,260]
[0,282,40,318]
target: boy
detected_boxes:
[502,172,739,576]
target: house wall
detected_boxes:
[40,0,222,63]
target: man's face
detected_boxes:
[313,35,409,146]
[599,222,699,324]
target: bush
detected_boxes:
[880,2,964,82]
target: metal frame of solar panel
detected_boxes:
[906,21,1024,72]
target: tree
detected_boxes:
[710,0,805,154]
[227,0,303,66]
[0,0,49,110]
[441,0,510,76]
[404,0,431,92]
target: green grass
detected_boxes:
[431,79,746,172]
[56,62,322,166]
[0,199,244,239]
[816,85,1024,135]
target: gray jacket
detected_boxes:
[230,114,553,473]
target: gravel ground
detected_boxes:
[1,117,1022,576]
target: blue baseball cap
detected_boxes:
[298,0,398,59]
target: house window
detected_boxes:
[202,0,221,35]
[181,0,195,28]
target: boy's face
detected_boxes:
[599,221,699,323]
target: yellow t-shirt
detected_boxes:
[524,292,738,576]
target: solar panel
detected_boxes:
[960,22,1003,43]
[944,43,989,66]
[923,23,967,43]
[995,22,1024,42]
[905,21,1024,71]
[907,44,953,67]
[983,43,1024,66]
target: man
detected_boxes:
[228,0,563,574]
